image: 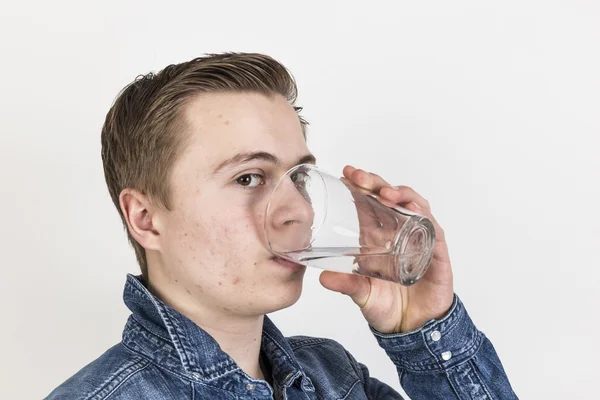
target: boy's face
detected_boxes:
[152,92,315,317]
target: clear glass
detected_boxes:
[264,164,436,285]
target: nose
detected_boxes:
[267,177,315,252]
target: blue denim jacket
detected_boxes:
[46,274,517,399]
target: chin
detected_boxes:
[260,278,304,314]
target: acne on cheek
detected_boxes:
[217,268,239,285]
[182,231,196,240]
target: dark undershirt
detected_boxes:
[259,349,274,387]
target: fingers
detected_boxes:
[342,165,357,180]
[342,165,445,242]
[344,166,445,242]
[319,270,372,308]
[380,185,431,212]
[344,166,427,212]
[343,165,392,194]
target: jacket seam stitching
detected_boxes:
[129,315,172,342]
[84,360,150,400]
[155,302,193,370]
[127,277,192,370]
[103,362,151,400]
[121,340,194,383]
[338,380,361,400]
[290,339,331,351]
[122,340,246,396]
[445,368,463,400]
[263,330,300,368]
[469,359,495,400]
[288,337,329,349]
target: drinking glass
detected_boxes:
[264,164,436,285]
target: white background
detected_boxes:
[1,1,598,398]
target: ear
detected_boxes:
[119,188,162,252]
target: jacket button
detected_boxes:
[441,351,452,361]
[246,384,256,391]
[430,330,442,341]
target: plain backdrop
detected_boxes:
[1,1,598,399]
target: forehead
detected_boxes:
[181,92,308,170]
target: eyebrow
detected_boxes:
[211,151,317,176]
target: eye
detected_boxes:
[235,173,265,188]
[290,169,309,186]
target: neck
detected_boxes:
[202,317,266,381]
[145,269,266,381]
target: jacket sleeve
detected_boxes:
[346,294,518,399]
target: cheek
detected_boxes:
[176,213,258,270]
[168,196,267,268]
[210,212,258,239]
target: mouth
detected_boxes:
[271,256,306,271]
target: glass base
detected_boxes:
[393,216,436,285]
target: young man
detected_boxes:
[46,53,517,399]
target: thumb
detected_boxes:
[319,271,372,308]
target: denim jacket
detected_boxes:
[46,274,517,399]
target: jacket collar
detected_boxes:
[121,274,314,393]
